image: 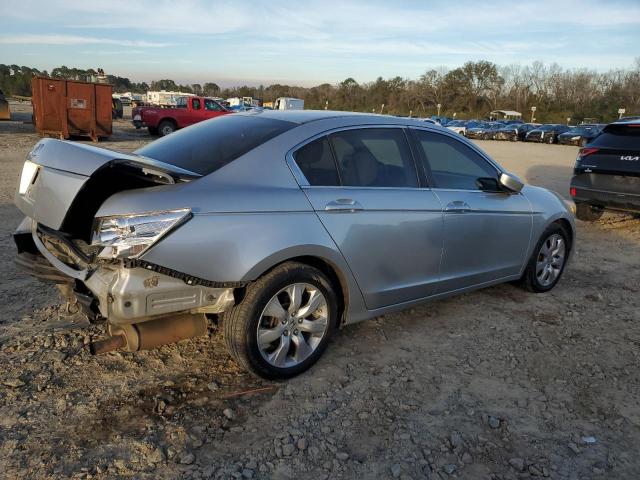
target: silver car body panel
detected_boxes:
[15,111,576,327]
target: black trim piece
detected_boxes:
[122,258,246,289]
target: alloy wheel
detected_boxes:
[256,283,329,368]
[535,233,566,287]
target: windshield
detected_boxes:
[135,115,296,175]
[537,124,558,131]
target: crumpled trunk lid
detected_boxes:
[14,138,197,231]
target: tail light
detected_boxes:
[578,147,599,159]
[570,187,576,197]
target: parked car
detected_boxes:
[557,124,604,146]
[525,124,571,144]
[111,97,123,119]
[445,119,468,135]
[132,96,231,136]
[466,122,502,140]
[13,111,575,379]
[570,119,640,221]
[494,123,537,141]
[119,96,132,106]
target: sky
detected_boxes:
[0,0,639,87]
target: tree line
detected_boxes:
[1,60,638,123]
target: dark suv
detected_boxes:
[570,120,640,221]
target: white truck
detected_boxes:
[274,97,304,110]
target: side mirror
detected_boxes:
[499,172,524,193]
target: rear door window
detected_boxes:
[328,128,418,187]
[293,137,340,186]
[413,130,498,190]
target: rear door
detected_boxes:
[204,98,227,119]
[410,129,532,293]
[291,127,444,310]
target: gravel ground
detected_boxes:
[1,101,639,479]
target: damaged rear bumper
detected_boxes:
[14,217,237,325]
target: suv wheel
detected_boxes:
[575,203,604,222]
[518,223,570,293]
[223,262,338,379]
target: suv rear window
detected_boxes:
[591,124,640,150]
[135,115,295,175]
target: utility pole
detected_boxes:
[530,106,536,123]
[437,103,441,117]
[380,103,385,114]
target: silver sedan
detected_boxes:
[14,111,575,379]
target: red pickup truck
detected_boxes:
[132,96,231,136]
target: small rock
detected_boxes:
[241,468,254,478]
[336,452,349,461]
[568,442,580,454]
[509,458,525,472]
[223,408,235,420]
[391,464,402,478]
[442,464,457,474]
[450,431,463,448]
[282,443,296,456]
[297,438,308,451]
[207,381,220,392]
[179,452,195,465]
[488,416,500,429]
[3,378,25,388]
[461,452,473,464]
[581,436,597,444]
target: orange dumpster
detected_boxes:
[31,76,112,141]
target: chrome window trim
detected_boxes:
[285,124,421,189]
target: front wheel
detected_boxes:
[518,223,570,293]
[223,262,338,379]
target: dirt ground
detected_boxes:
[0,101,639,480]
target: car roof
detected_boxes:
[237,109,461,126]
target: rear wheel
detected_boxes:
[518,223,570,293]
[575,203,604,222]
[158,120,176,137]
[223,262,338,379]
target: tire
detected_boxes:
[223,262,338,379]
[575,203,604,222]
[147,126,159,136]
[158,120,176,137]
[518,223,570,293]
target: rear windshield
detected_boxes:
[135,115,296,175]
[591,124,640,150]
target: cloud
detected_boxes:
[0,34,171,47]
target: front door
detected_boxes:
[411,129,532,293]
[291,127,444,310]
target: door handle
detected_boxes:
[325,198,363,212]
[445,201,471,213]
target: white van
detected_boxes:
[274,97,304,110]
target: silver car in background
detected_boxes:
[14,111,575,379]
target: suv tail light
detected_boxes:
[578,147,599,159]
[570,187,576,197]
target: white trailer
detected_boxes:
[274,97,304,110]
